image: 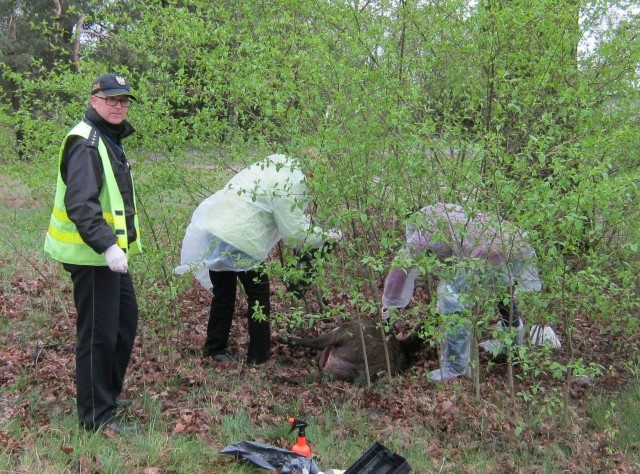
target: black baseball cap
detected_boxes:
[91,73,137,100]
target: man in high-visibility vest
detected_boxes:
[44,73,142,434]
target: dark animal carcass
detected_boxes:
[277,319,423,383]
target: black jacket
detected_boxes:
[60,106,137,254]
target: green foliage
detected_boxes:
[0,0,639,470]
[0,0,638,356]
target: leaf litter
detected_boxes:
[1,270,638,472]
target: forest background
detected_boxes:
[0,0,639,472]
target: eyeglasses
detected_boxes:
[94,95,131,107]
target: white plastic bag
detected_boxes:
[529,325,562,348]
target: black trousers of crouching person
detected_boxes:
[206,269,271,364]
[63,264,138,429]
[496,287,521,327]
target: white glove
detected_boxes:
[381,306,391,323]
[104,244,128,273]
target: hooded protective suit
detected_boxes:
[175,154,325,289]
[383,203,541,309]
[381,203,542,381]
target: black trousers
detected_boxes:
[496,290,521,327]
[206,269,271,364]
[63,264,138,429]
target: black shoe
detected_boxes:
[115,398,132,409]
[210,353,235,363]
[82,419,139,434]
[106,420,139,434]
[247,355,270,365]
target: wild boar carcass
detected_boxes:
[278,319,422,382]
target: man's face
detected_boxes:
[90,94,131,125]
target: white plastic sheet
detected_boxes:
[175,154,326,288]
[383,203,542,309]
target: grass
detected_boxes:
[2,157,640,473]
[587,376,640,459]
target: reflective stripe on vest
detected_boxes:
[44,121,142,265]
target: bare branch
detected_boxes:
[51,0,62,18]
[73,14,86,70]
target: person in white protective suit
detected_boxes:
[381,203,542,381]
[175,154,337,365]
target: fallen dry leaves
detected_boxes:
[1,270,638,473]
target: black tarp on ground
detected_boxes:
[221,440,321,473]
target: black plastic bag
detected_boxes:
[220,440,321,473]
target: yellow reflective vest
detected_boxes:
[44,121,142,265]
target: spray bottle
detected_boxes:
[288,417,311,457]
